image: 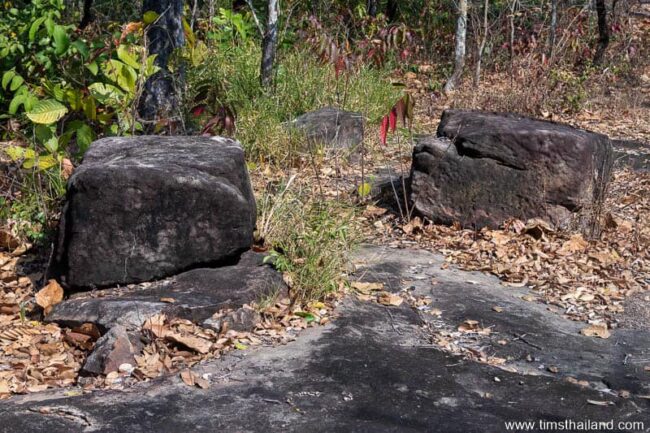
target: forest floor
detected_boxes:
[0,5,649,431]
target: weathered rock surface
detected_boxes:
[612,138,650,171]
[82,326,143,375]
[291,107,364,149]
[410,110,614,228]
[53,136,256,289]
[46,252,286,331]
[2,245,649,432]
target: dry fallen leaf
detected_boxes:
[378,292,403,307]
[558,234,589,255]
[352,281,384,294]
[0,230,19,250]
[581,324,610,339]
[180,369,196,386]
[165,332,212,354]
[35,280,64,314]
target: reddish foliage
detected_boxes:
[380,116,389,145]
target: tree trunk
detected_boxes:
[79,0,94,29]
[474,0,490,87]
[508,0,516,79]
[367,0,378,17]
[386,0,398,21]
[138,0,185,123]
[593,0,609,65]
[143,0,185,69]
[444,0,468,93]
[548,0,558,58]
[260,0,279,88]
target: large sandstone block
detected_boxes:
[53,136,256,289]
[409,110,614,229]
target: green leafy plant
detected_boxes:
[258,179,357,302]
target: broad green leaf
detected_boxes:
[26,99,68,124]
[29,17,46,41]
[37,155,57,170]
[22,158,36,169]
[86,61,99,76]
[8,94,26,114]
[44,136,59,153]
[2,70,15,90]
[72,40,90,59]
[143,11,159,25]
[144,55,160,77]
[76,123,94,152]
[5,145,25,161]
[83,96,97,120]
[66,89,83,111]
[105,59,138,93]
[117,45,140,70]
[88,82,124,103]
[53,25,70,55]
[295,311,316,323]
[358,182,372,197]
[35,124,54,143]
[9,75,24,91]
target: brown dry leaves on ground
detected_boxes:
[0,251,86,399]
[363,169,649,327]
[80,297,338,391]
[0,246,339,398]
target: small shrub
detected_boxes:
[257,179,358,302]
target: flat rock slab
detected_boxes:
[291,107,364,150]
[46,252,286,331]
[4,246,648,432]
[410,110,614,228]
[53,136,256,289]
[613,139,650,171]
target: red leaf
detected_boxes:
[334,57,346,79]
[191,105,206,117]
[380,116,389,145]
[389,108,397,132]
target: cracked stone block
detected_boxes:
[409,110,614,229]
[52,136,256,289]
[46,252,287,331]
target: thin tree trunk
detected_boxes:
[139,0,186,122]
[508,0,516,79]
[79,0,94,29]
[367,0,378,17]
[444,0,468,93]
[143,0,185,69]
[548,0,558,58]
[593,0,610,64]
[190,0,199,31]
[474,0,490,87]
[260,0,279,88]
[386,0,398,21]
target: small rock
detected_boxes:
[82,326,143,375]
[291,107,364,150]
